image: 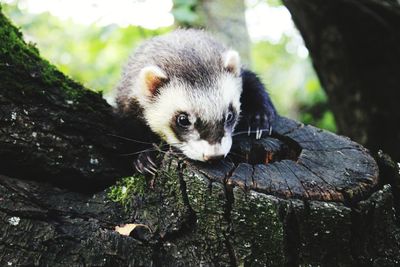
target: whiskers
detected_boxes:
[107,133,156,145]
[109,135,186,159]
[233,126,273,139]
[120,145,185,156]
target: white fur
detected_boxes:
[220,73,243,121]
[113,30,247,161]
[138,65,167,100]
[139,71,242,161]
[223,50,241,76]
[180,135,233,162]
[103,90,117,107]
[144,81,191,144]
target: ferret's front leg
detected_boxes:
[236,69,277,139]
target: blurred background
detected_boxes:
[2,0,336,132]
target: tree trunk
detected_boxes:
[283,0,400,161]
[0,8,136,190]
[198,0,252,65]
[1,6,399,266]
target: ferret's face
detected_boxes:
[146,76,241,161]
[135,50,242,162]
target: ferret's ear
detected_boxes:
[222,50,241,76]
[139,66,168,97]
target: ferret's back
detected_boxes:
[129,30,226,79]
[116,29,229,107]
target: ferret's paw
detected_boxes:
[238,109,276,139]
[133,151,159,176]
[248,113,272,140]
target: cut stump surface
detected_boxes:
[191,116,379,204]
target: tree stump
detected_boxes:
[1,6,400,267]
[282,0,400,161]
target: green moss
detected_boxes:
[232,189,285,266]
[107,158,182,211]
[108,175,147,207]
[0,5,87,100]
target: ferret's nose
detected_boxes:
[203,154,225,162]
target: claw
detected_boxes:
[147,156,157,167]
[269,126,272,136]
[143,167,155,176]
[248,126,251,136]
[148,165,158,173]
[258,129,263,139]
[138,161,144,169]
[134,162,143,174]
[256,128,260,139]
[138,161,146,173]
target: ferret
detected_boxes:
[111,29,276,175]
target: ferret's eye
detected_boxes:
[176,113,191,128]
[225,111,235,125]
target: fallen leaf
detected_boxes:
[115,223,150,237]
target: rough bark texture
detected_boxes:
[1,140,400,266]
[1,6,400,267]
[283,0,400,161]
[0,7,132,190]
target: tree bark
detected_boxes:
[1,6,400,266]
[0,6,136,190]
[283,0,400,161]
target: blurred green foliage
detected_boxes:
[251,36,336,132]
[2,0,336,131]
[172,0,201,26]
[2,3,170,93]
